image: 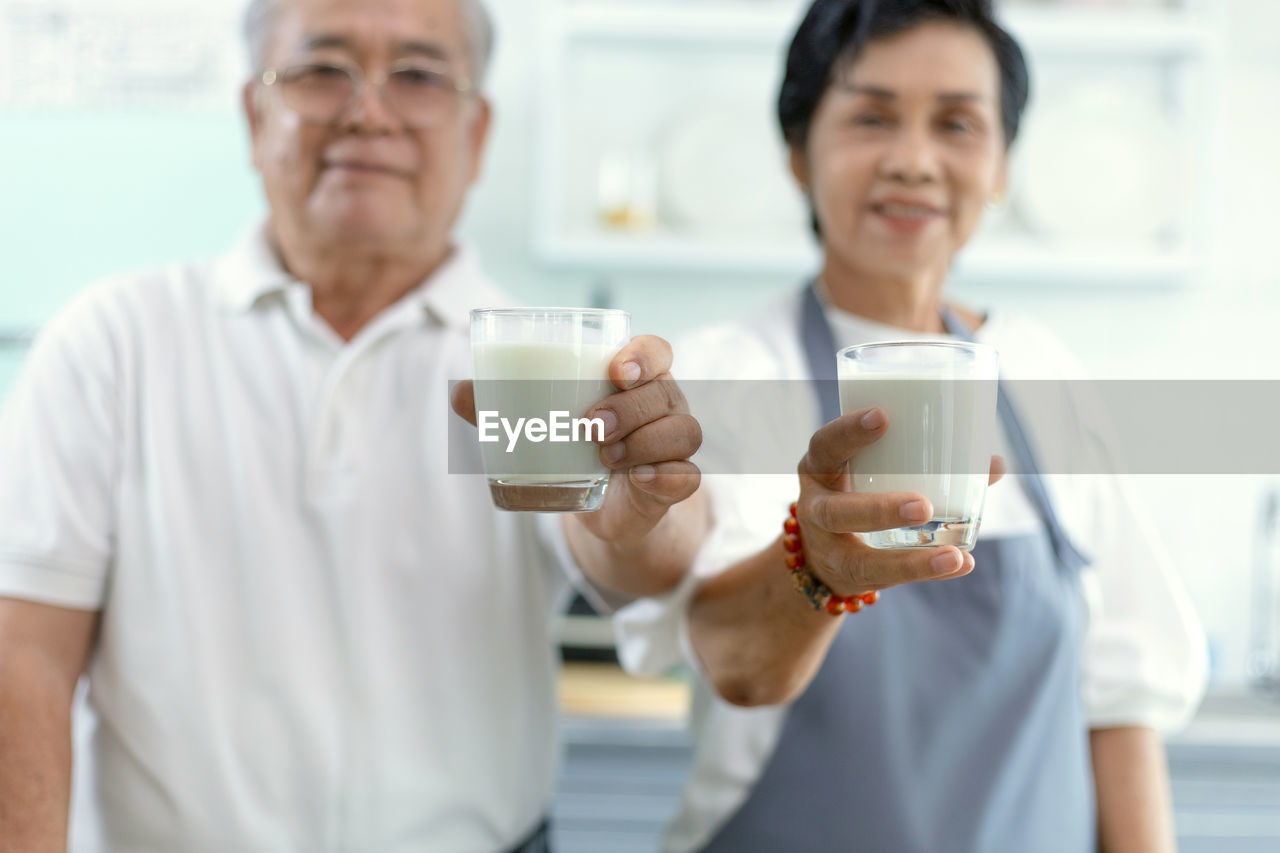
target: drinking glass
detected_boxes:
[471,308,630,512]
[838,341,998,549]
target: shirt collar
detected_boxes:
[213,223,296,311]
[212,222,509,327]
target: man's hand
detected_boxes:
[451,335,705,599]
[451,335,701,541]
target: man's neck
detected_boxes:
[820,253,949,335]
[271,227,452,342]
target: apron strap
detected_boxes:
[799,282,1089,572]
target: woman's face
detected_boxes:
[796,20,1007,280]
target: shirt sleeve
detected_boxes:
[613,473,789,676]
[0,292,120,610]
[1052,379,1209,734]
[998,314,1208,733]
[612,317,803,676]
[1075,460,1209,733]
[533,511,631,615]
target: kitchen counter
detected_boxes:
[555,670,1280,853]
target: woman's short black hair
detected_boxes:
[778,0,1030,150]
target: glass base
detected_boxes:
[488,478,609,512]
[864,518,980,551]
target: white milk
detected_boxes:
[839,375,997,521]
[472,341,617,483]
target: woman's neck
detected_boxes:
[819,254,949,334]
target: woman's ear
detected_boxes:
[789,144,810,192]
[992,156,1009,205]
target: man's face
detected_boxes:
[243,0,490,257]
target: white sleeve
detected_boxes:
[613,316,801,675]
[533,511,631,614]
[613,474,789,676]
[1077,465,1208,733]
[998,315,1208,733]
[1054,369,1209,733]
[0,292,120,609]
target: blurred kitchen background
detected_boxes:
[2,0,1279,849]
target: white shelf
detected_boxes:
[537,228,1198,285]
[538,230,817,275]
[561,1,1215,58]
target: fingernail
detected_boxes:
[860,408,884,430]
[900,500,929,522]
[595,409,618,439]
[621,361,642,387]
[631,465,656,483]
[603,442,626,464]
[931,550,961,574]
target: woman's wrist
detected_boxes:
[783,503,879,615]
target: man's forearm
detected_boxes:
[1091,725,1178,853]
[688,535,843,707]
[563,488,710,601]
[0,658,75,853]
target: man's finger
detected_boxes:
[608,334,673,390]
[989,454,1006,486]
[804,491,933,535]
[625,460,701,506]
[801,408,888,481]
[450,380,477,427]
[598,412,702,470]
[589,376,689,445]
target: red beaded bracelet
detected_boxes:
[784,502,880,615]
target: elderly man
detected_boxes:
[0,0,703,850]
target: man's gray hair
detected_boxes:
[242,0,495,89]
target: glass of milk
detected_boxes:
[471,308,630,512]
[838,341,999,550]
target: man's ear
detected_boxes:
[788,144,810,192]
[466,97,493,184]
[242,81,263,171]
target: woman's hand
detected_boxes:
[796,406,1005,596]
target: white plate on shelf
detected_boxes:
[1013,84,1182,246]
[657,99,808,236]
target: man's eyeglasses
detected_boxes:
[258,60,475,129]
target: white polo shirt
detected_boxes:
[615,287,1209,853]
[0,227,585,852]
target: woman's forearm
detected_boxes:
[688,535,844,707]
[1091,725,1178,853]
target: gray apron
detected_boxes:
[700,286,1096,853]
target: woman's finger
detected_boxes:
[824,542,975,593]
[800,408,889,485]
[803,490,933,534]
[989,454,1006,485]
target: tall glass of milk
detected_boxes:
[471,308,630,512]
[838,341,998,550]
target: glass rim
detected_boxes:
[470,307,630,319]
[837,340,996,359]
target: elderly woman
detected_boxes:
[615,1,1207,851]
